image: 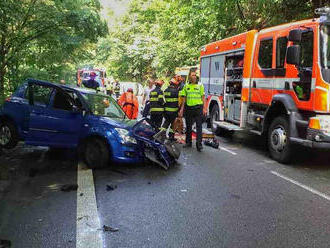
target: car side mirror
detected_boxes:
[286,45,301,66]
[288,29,302,42]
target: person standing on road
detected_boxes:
[179,71,207,152]
[118,88,139,119]
[149,79,165,130]
[142,79,155,117]
[114,80,120,99]
[160,77,180,141]
[105,80,113,96]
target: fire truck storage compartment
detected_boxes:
[224,54,244,123]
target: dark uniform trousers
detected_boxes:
[162,112,177,139]
[150,113,163,130]
[185,105,203,148]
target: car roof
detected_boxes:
[26,78,97,94]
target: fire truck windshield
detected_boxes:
[320,24,330,69]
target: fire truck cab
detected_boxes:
[202,8,330,163]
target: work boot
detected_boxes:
[196,145,203,152]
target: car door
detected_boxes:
[41,88,84,147]
[25,82,56,146]
[26,83,83,147]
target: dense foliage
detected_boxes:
[96,0,327,82]
[0,0,107,101]
[1,0,330,99]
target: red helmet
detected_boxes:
[170,78,179,86]
[127,88,133,92]
[156,80,164,86]
[90,71,96,77]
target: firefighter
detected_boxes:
[118,88,139,119]
[105,80,113,96]
[160,77,180,141]
[114,80,120,98]
[149,79,165,130]
[179,71,207,152]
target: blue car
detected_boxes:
[0,79,179,169]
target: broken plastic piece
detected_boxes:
[103,225,119,232]
[60,184,78,192]
[106,184,117,191]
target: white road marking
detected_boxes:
[271,171,330,202]
[76,163,103,248]
[218,146,237,155]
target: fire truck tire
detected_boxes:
[83,138,110,169]
[268,116,292,164]
[210,105,220,135]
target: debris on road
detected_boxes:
[106,184,117,191]
[60,184,78,192]
[180,189,188,192]
[103,225,119,232]
[0,239,11,248]
[80,193,84,196]
[203,138,219,149]
[148,182,151,185]
[231,194,241,199]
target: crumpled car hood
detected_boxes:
[98,116,137,130]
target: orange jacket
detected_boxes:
[118,92,139,119]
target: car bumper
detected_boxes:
[290,128,330,149]
[110,143,144,164]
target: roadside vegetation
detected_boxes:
[0,0,328,100]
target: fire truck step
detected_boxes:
[213,121,243,131]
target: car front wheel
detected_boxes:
[0,121,18,149]
[83,138,110,169]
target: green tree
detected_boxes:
[0,0,107,100]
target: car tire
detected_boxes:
[0,121,19,149]
[83,138,110,169]
[268,115,292,164]
[210,105,220,135]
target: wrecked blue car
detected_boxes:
[0,79,180,169]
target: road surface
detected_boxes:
[1,132,330,248]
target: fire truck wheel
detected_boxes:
[210,105,220,135]
[83,138,110,169]
[268,116,292,164]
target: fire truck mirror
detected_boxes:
[286,45,301,66]
[288,29,302,42]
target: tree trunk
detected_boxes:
[0,65,6,104]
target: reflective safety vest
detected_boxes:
[149,85,164,113]
[181,83,204,106]
[164,86,179,114]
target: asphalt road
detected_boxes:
[1,132,330,248]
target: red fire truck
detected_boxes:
[202,8,330,163]
[77,68,106,88]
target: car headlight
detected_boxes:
[114,128,137,144]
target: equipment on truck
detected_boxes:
[202,8,330,163]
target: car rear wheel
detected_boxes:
[0,121,18,149]
[83,138,110,169]
[268,115,292,164]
